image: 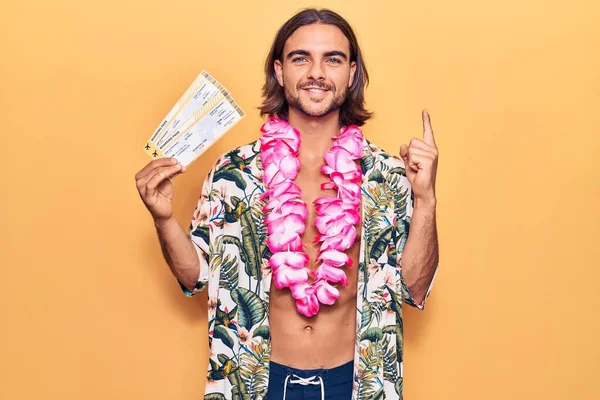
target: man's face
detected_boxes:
[274,23,357,119]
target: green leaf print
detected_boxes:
[394,217,410,260]
[369,225,394,261]
[363,187,387,236]
[214,300,237,330]
[217,353,231,365]
[381,335,398,382]
[363,182,394,262]
[192,224,209,242]
[240,340,270,399]
[214,325,235,349]
[361,327,383,342]
[214,169,247,191]
[395,377,403,397]
[223,198,247,224]
[386,286,403,314]
[372,388,385,400]
[369,287,386,323]
[209,237,226,273]
[361,300,373,328]
[224,148,258,173]
[361,145,374,174]
[231,288,266,330]
[388,166,406,176]
[358,342,382,399]
[253,325,270,340]
[226,368,248,400]
[385,287,405,363]
[393,185,410,223]
[396,320,404,364]
[368,169,384,183]
[383,325,396,335]
[221,232,259,292]
[239,206,263,281]
[208,355,237,381]
[230,196,241,208]
[218,253,239,292]
[228,149,246,164]
[204,394,226,400]
[193,280,208,292]
[217,349,252,400]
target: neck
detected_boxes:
[286,108,341,164]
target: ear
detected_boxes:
[274,59,284,87]
[348,61,357,88]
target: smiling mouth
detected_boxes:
[303,88,330,95]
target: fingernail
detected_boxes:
[171,158,178,164]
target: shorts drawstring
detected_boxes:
[282,373,325,400]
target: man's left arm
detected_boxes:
[401,197,439,307]
[398,109,440,309]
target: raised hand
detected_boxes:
[399,109,439,202]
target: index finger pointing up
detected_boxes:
[422,109,436,147]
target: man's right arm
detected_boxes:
[135,157,206,293]
[154,216,199,293]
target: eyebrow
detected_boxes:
[285,49,349,60]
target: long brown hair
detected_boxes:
[259,8,373,127]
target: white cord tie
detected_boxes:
[282,373,325,400]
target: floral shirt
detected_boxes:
[180,138,437,400]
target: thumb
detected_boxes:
[400,144,409,161]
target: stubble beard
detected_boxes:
[284,80,348,119]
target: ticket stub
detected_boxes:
[150,71,221,147]
[143,71,244,166]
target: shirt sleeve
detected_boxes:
[393,173,438,310]
[178,165,215,297]
[399,263,438,310]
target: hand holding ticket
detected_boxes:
[142,70,245,167]
[135,157,184,224]
[136,71,244,224]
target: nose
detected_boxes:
[307,60,325,81]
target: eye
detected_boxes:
[292,57,308,63]
[327,58,342,64]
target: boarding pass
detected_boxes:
[143,71,245,167]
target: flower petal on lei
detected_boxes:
[273,266,309,289]
[315,263,349,286]
[269,252,309,269]
[318,250,352,267]
[314,280,340,305]
[267,231,301,252]
[296,293,319,317]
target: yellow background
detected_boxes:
[1,0,599,398]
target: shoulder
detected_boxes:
[367,140,403,168]
[207,139,261,173]
[365,140,409,188]
[206,139,263,190]
[365,141,414,217]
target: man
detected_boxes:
[135,8,438,400]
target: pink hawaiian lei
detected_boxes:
[259,117,364,317]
